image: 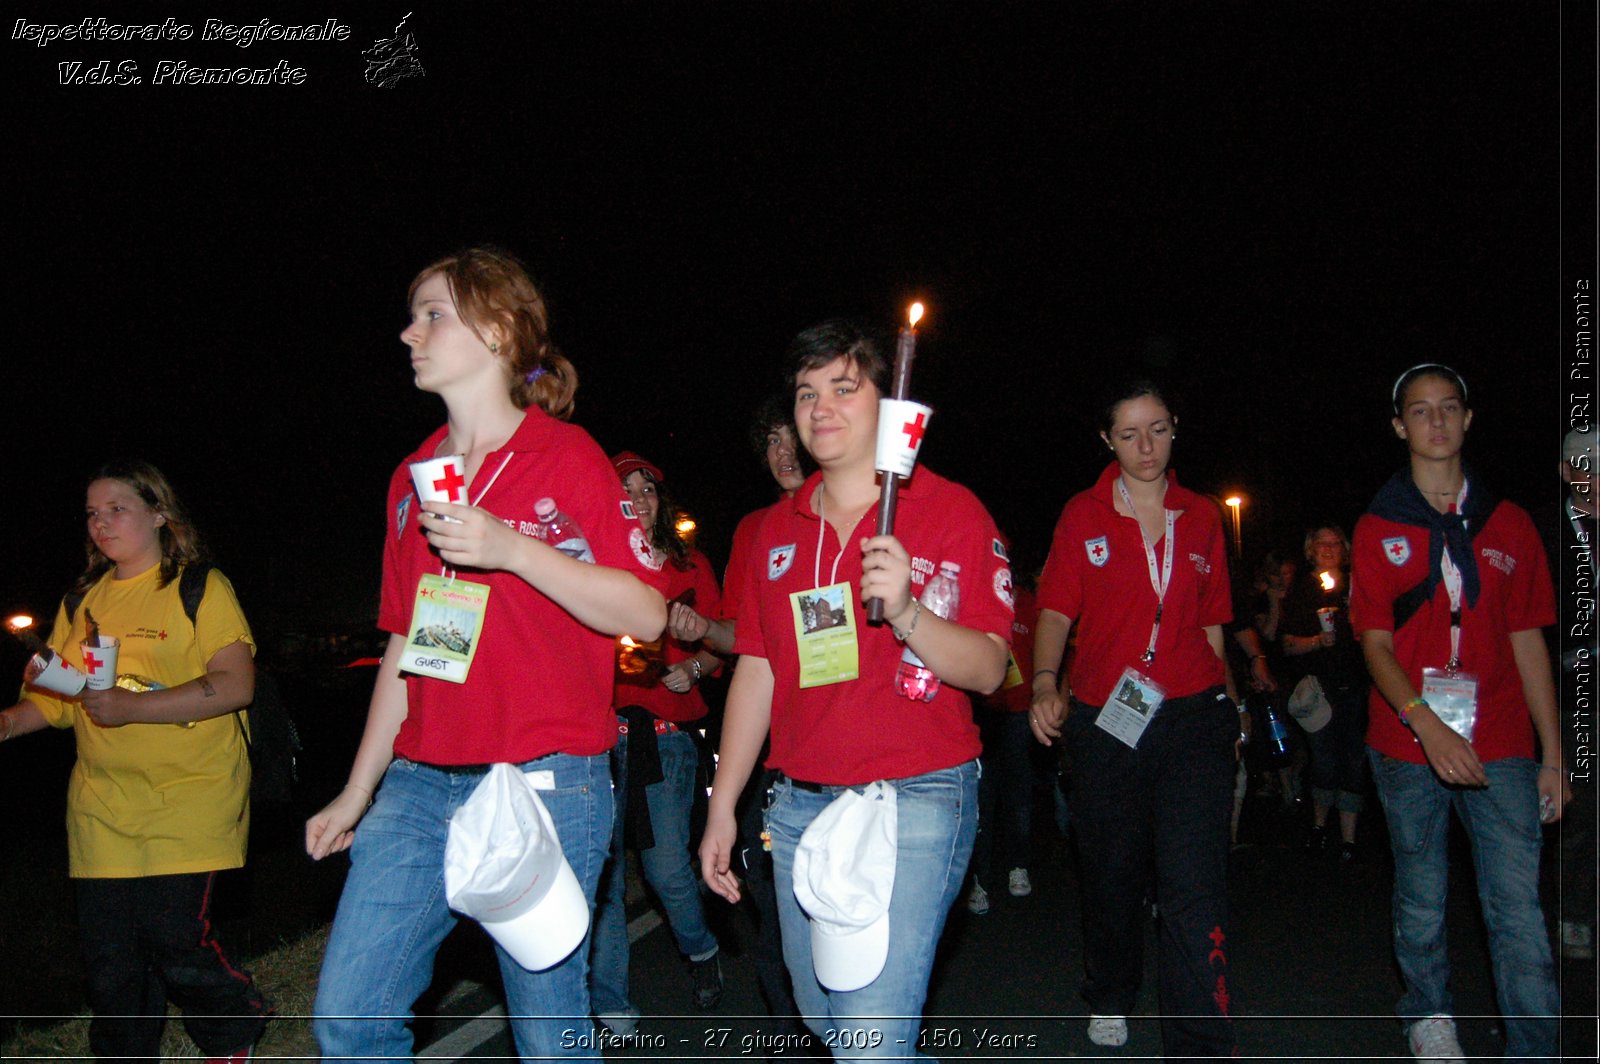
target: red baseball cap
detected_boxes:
[611,451,664,483]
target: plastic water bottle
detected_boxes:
[1262,701,1291,763]
[895,562,960,702]
[532,498,596,564]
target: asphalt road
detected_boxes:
[406,795,1598,1062]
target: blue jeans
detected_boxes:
[768,761,979,1063]
[314,754,613,1061]
[1368,753,1558,1059]
[590,727,719,1017]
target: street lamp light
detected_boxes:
[1223,496,1244,559]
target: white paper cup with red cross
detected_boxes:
[79,635,121,691]
[410,454,469,523]
[874,399,933,479]
[29,650,87,697]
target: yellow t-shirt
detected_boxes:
[26,564,256,878]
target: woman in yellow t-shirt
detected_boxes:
[0,460,268,1062]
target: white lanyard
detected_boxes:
[1437,478,1469,671]
[812,484,848,590]
[440,453,515,580]
[1117,477,1177,664]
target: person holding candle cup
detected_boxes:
[0,460,269,1062]
[306,247,666,1061]
[1279,524,1369,860]
[1351,363,1564,1063]
[1030,379,1239,1058]
[699,319,1012,1061]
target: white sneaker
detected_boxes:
[1007,867,1032,896]
[1087,1014,1128,1047]
[1407,1014,1465,1063]
[966,881,990,915]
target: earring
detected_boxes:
[489,342,499,354]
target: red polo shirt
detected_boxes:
[1351,499,1554,764]
[379,408,654,764]
[718,501,778,631]
[614,548,721,724]
[1036,463,1232,707]
[733,468,1013,785]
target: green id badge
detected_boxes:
[790,582,860,688]
[401,573,491,684]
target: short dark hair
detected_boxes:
[748,393,795,458]
[785,319,891,396]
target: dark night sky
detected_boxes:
[6,1,1593,644]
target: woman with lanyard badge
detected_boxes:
[699,320,1012,1059]
[1030,380,1239,1059]
[1352,363,1565,1063]
[306,247,666,1060]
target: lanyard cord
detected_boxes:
[1117,476,1176,664]
[1437,477,1470,671]
[440,453,515,581]
[813,483,848,590]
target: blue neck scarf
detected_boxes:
[1365,465,1498,630]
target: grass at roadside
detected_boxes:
[0,925,327,1061]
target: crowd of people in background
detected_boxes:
[0,245,1591,1064]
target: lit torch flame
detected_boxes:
[1318,571,1336,591]
[908,302,924,328]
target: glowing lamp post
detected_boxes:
[1223,495,1243,560]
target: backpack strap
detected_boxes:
[62,587,88,625]
[178,562,213,629]
[62,562,214,627]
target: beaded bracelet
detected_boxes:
[1398,697,1428,728]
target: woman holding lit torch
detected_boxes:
[305,247,665,1061]
[1279,525,1368,860]
[700,318,1012,1059]
[1030,380,1239,1058]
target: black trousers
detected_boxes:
[76,872,268,1060]
[1067,686,1238,1060]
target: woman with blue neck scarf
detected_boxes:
[1351,363,1567,1064]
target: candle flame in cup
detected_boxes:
[1319,570,1336,591]
[619,635,639,648]
[908,302,924,328]
[6,614,34,633]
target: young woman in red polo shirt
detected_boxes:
[1031,380,1239,1058]
[305,247,665,1061]
[1351,363,1564,1062]
[699,320,1012,1059]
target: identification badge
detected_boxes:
[1421,667,1478,741]
[1095,665,1167,749]
[401,573,490,683]
[1002,651,1025,690]
[790,582,860,688]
